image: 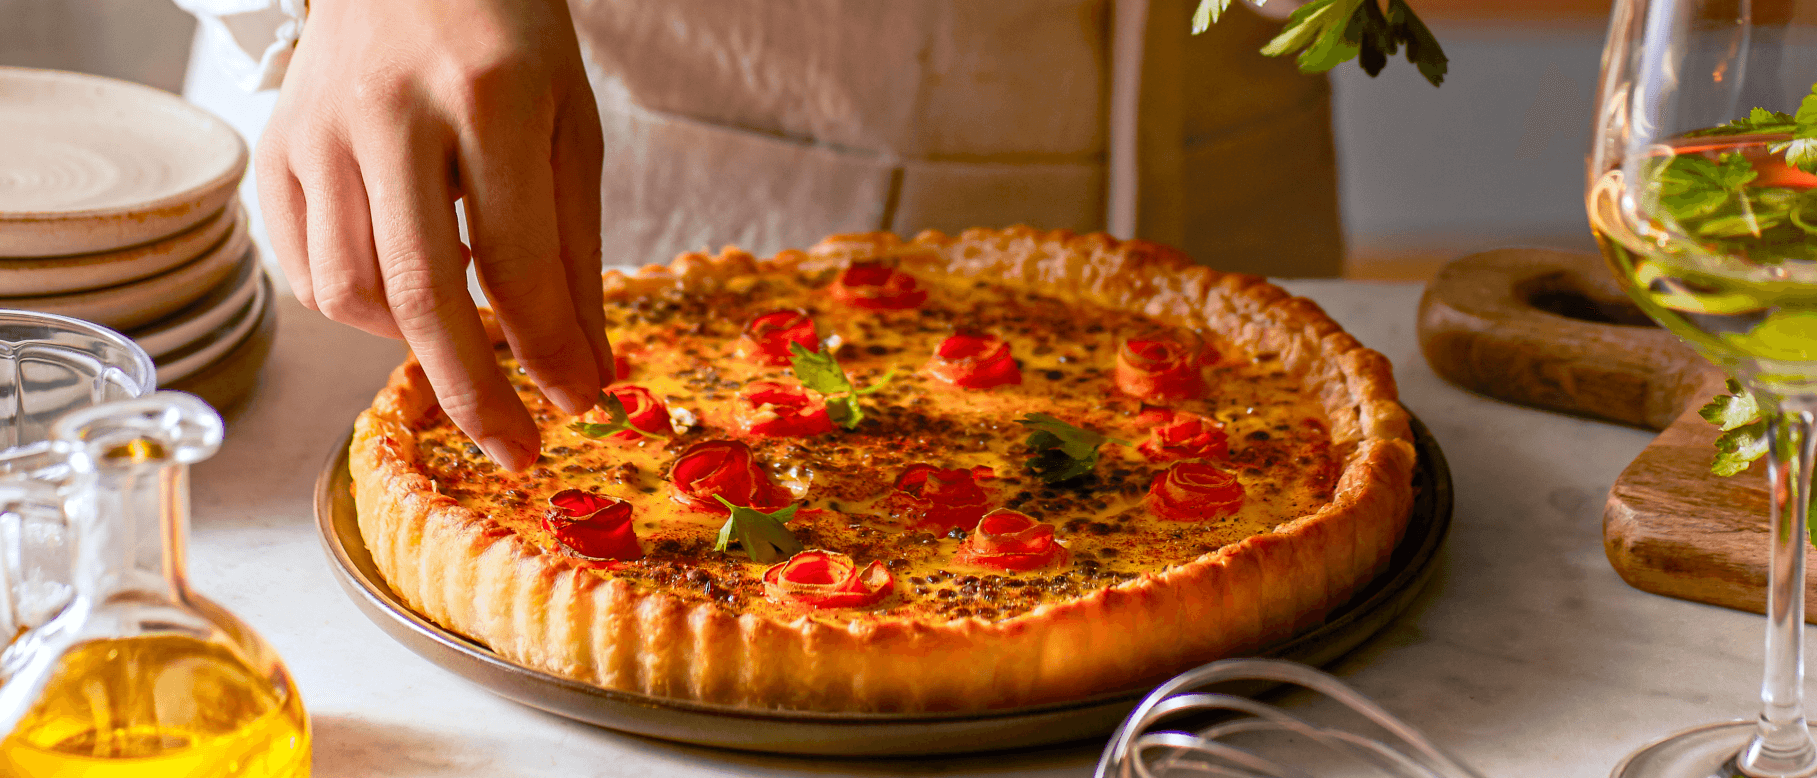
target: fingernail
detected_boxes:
[478,436,536,472]
[545,385,597,416]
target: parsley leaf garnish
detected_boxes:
[1191,0,1234,31]
[1016,413,1133,484]
[1685,107,1799,139]
[1702,383,1817,548]
[1783,85,1817,174]
[1196,0,1446,87]
[712,496,803,564]
[1683,87,1817,175]
[1654,152,1761,233]
[1702,379,1772,478]
[788,342,895,431]
[568,391,665,440]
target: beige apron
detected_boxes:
[570,0,1342,277]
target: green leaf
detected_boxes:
[1385,0,1447,87]
[568,391,664,440]
[1700,379,1760,431]
[788,342,893,431]
[1793,84,1817,138]
[712,495,803,564]
[1712,418,1771,477]
[1702,380,1771,477]
[1655,152,1758,229]
[1206,0,1444,85]
[1262,0,1360,65]
[1016,414,1133,483]
[1191,0,1234,33]
[1782,138,1817,175]
[1686,108,1798,138]
[1353,0,1393,77]
[789,342,852,396]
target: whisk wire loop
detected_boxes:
[1096,658,1485,778]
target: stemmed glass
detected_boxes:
[1592,1,1817,775]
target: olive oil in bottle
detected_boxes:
[0,394,309,777]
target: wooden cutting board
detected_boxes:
[1417,247,1817,620]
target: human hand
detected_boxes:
[258,0,611,471]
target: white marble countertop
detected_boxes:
[182,279,1765,778]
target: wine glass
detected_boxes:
[1592,1,1817,776]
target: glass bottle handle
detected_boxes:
[53,392,223,470]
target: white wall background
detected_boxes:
[1332,26,1608,257]
[0,0,195,93]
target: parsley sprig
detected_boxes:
[1701,383,1817,547]
[1016,413,1134,484]
[569,392,665,440]
[1193,0,1447,87]
[1684,85,1817,174]
[1643,85,1817,261]
[1703,380,1771,478]
[712,496,803,564]
[788,343,896,430]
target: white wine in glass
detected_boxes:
[1593,1,1817,776]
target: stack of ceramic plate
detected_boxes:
[0,67,274,411]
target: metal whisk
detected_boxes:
[1095,658,1487,778]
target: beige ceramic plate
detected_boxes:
[315,415,1453,756]
[163,291,277,415]
[128,248,263,358]
[154,271,269,386]
[0,200,237,295]
[0,67,246,256]
[0,218,251,330]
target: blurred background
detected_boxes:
[0,0,1609,281]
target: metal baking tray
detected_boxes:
[314,414,1452,756]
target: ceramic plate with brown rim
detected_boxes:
[0,67,246,257]
[128,246,264,359]
[0,216,251,330]
[0,199,238,296]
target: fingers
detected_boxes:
[551,86,613,385]
[298,141,402,340]
[359,115,541,471]
[457,89,603,416]
[254,134,314,307]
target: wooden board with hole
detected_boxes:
[1417,248,1817,620]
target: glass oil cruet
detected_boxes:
[0,392,309,777]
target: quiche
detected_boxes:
[350,227,1416,714]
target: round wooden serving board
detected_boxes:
[1417,247,1817,621]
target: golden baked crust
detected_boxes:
[350,226,1415,713]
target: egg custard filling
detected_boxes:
[409,265,1339,625]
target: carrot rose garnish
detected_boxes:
[953,509,1068,572]
[670,440,793,515]
[1146,462,1245,521]
[1138,413,1230,462]
[762,550,894,609]
[738,309,819,367]
[926,331,1021,389]
[829,261,928,310]
[1115,337,1209,401]
[543,489,642,561]
[886,464,995,530]
[735,381,834,437]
